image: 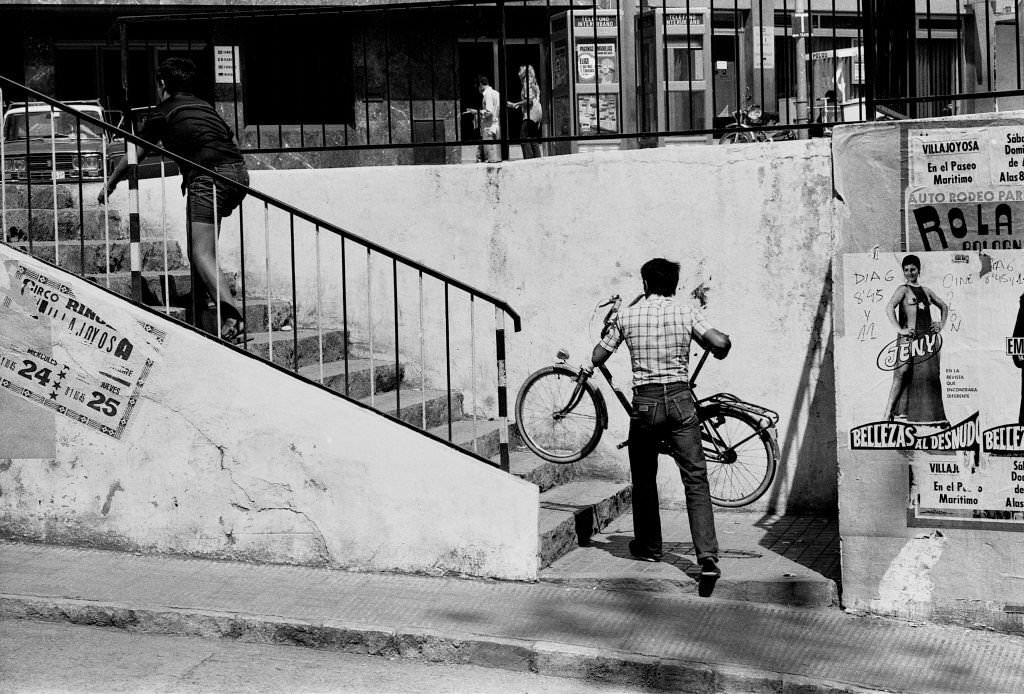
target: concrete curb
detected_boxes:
[1,594,877,694]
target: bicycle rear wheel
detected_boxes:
[515,365,605,463]
[700,405,778,507]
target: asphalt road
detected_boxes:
[0,618,658,694]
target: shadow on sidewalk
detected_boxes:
[755,514,841,585]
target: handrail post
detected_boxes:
[495,307,510,473]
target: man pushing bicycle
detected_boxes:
[587,258,731,579]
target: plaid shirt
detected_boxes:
[599,294,713,386]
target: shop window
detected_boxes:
[668,40,704,82]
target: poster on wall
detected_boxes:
[576,41,616,84]
[577,94,618,134]
[0,247,165,440]
[576,42,597,83]
[904,122,1024,252]
[840,249,1024,529]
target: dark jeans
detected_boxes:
[187,161,249,225]
[629,382,719,562]
[519,119,542,159]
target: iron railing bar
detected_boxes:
[23,101,33,256]
[159,160,169,313]
[783,0,792,123]
[126,130,142,303]
[367,249,376,407]
[470,295,478,454]
[856,0,864,120]
[0,86,5,243]
[984,0,992,91]
[873,87,1024,105]
[0,74,523,331]
[290,214,299,372]
[419,271,426,430]
[429,6,438,145]
[444,283,453,441]
[362,15,372,146]
[101,132,111,287]
[214,179,222,341]
[688,0,696,129]
[264,203,273,364]
[75,117,86,278]
[832,0,838,117]
[393,258,400,418]
[316,226,325,384]
[1017,1,1023,89]
[49,105,59,269]
[341,236,350,395]
[734,0,741,121]
[494,307,509,472]
[385,23,393,146]
[661,0,669,132]
[758,0,765,113]
[238,198,249,347]
[231,46,241,145]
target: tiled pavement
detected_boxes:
[540,508,841,606]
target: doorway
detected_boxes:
[457,40,498,153]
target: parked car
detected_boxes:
[1,100,178,183]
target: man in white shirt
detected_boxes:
[465,75,501,163]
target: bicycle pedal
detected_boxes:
[616,440,628,449]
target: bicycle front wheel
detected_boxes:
[700,405,778,507]
[515,365,605,463]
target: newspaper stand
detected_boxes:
[549,9,623,155]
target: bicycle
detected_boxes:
[514,294,780,507]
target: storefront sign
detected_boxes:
[0,250,164,439]
[905,123,1024,252]
[574,14,616,29]
[665,12,704,27]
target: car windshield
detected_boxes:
[3,110,105,141]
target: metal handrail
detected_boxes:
[0,74,522,332]
[1,73,521,472]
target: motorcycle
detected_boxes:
[718,102,797,144]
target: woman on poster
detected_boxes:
[882,254,950,428]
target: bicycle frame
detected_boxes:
[561,293,778,451]
[517,293,780,505]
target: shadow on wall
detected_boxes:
[767,263,837,515]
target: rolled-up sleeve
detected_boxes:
[599,318,625,353]
[690,306,714,338]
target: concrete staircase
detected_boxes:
[2,182,632,569]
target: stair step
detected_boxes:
[7,239,185,274]
[2,183,86,209]
[244,329,349,369]
[3,208,125,241]
[538,479,633,569]
[362,388,463,431]
[81,273,291,333]
[427,418,509,460]
[506,447,581,492]
[298,359,403,400]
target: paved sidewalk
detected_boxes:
[2,536,1023,694]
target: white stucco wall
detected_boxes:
[0,244,539,579]
[131,141,839,514]
[832,115,1024,633]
